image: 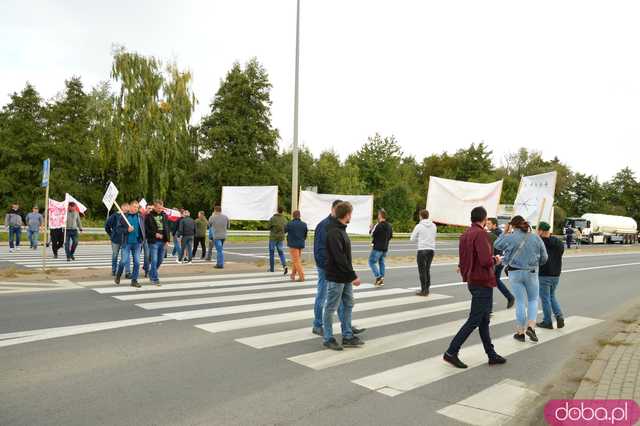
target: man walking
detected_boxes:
[410,209,436,296]
[64,202,83,261]
[50,227,64,259]
[169,208,182,258]
[208,206,229,269]
[144,200,170,286]
[487,218,515,308]
[323,202,364,351]
[268,207,288,274]
[285,210,308,282]
[5,203,24,253]
[105,203,130,277]
[537,222,566,329]
[115,200,146,288]
[193,211,208,260]
[443,206,506,369]
[26,206,44,250]
[368,209,393,287]
[177,210,196,264]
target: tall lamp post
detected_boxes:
[291,0,301,211]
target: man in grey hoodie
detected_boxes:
[26,206,44,250]
[208,206,229,269]
[64,202,83,261]
[410,209,437,296]
[5,203,25,253]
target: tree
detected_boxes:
[379,184,415,232]
[604,168,640,221]
[352,133,402,202]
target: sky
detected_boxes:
[1,0,639,181]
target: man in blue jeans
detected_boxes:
[368,209,393,287]
[268,207,288,274]
[115,200,146,288]
[105,203,130,277]
[208,206,229,269]
[537,222,565,329]
[322,201,365,351]
[5,203,24,253]
[144,200,170,286]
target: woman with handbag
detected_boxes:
[495,216,548,342]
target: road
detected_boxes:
[1,251,639,425]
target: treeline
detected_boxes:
[1,48,639,232]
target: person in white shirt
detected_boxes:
[410,209,437,296]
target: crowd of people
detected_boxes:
[4,199,566,358]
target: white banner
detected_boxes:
[298,190,374,235]
[426,177,503,227]
[64,193,88,214]
[221,186,278,221]
[102,182,119,211]
[513,171,557,225]
[48,199,67,229]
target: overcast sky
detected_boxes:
[2,0,639,181]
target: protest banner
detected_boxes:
[221,186,278,221]
[298,190,374,235]
[101,182,131,227]
[513,171,557,226]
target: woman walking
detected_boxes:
[495,216,548,342]
[285,210,308,282]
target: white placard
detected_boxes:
[426,177,503,227]
[102,182,119,211]
[221,186,278,221]
[513,171,557,225]
[64,193,88,214]
[298,191,374,235]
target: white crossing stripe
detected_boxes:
[136,284,375,310]
[85,271,286,286]
[288,309,515,369]
[195,294,451,333]
[238,298,466,349]
[352,316,603,397]
[94,274,316,294]
[166,288,414,320]
[115,280,316,301]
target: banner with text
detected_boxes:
[48,199,67,229]
[221,186,278,221]
[298,191,374,235]
[513,171,557,225]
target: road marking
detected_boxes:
[85,271,285,287]
[115,280,317,301]
[0,316,169,348]
[166,288,413,320]
[136,284,375,310]
[288,309,516,369]
[238,297,464,349]
[351,315,603,397]
[195,293,448,333]
[437,379,539,426]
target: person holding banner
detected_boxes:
[115,200,146,288]
[64,202,83,261]
[105,203,131,277]
[144,200,170,285]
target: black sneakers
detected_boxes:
[488,354,507,365]
[312,327,323,336]
[556,316,565,328]
[114,273,121,286]
[507,297,515,309]
[130,280,141,288]
[513,333,526,342]
[443,352,468,369]
[323,338,343,351]
[536,321,553,329]
[125,273,131,279]
[342,336,365,347]
[526,327,539,342]
[351,326,366,335]
[283,267,288,275]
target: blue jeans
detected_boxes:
[118,242,141,280]
[8,226,21,249]
[64,229,79,258]
[446,285,497,358]
[539,276,563,323]
[111,242,130,275]
[323,281,354,342]
[214,239,225,267]
[509,270,539,328]
[495,264,514,301]
[172,233,181,257]
[313,267,345,329]
[149,242,165,282]
[368,249,387,278]
[181,236,193,261]
[28,229,39,248]
[269,240,286,272]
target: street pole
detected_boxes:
[291,0,301,211]
[42,181,49,272]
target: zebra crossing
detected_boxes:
[87,270,603,404]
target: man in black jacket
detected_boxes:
[145,200,170,286]
[369,209,393,287]
[322,202,364,351]
[177,210,196,264]
[537,222,565,329]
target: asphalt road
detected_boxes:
[1,251,639,425]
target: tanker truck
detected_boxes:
[564,213,638,244]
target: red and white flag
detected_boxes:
[64,193,88,214]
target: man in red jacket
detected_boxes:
[444,206,507,369]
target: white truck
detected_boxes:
[564,213,638,244]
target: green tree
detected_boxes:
[352,133,402,202]
[379,183,415,232]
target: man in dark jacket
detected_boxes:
[369,209,393,287]
[537,222,565,329]
[285,211,308,281]
[5,203,25,253]
[322,202,364,351]
[177,210,196,264]
[444,206,506,369]
[115,200,146,288]
[105,203,130,277]
[487,218,515,308]
[268,207,288,274]
[144,200,170,286]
